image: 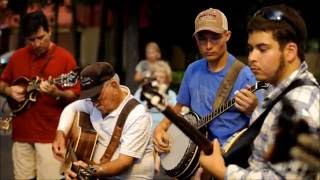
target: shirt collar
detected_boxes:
[263,62,308,107]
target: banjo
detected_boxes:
[142,80,269,179]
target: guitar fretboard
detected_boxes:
[197,82,267,129]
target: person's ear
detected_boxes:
[225,31,231,42]
[109,79,118,88]
[157,51,161,59]
[284,42,298,63]
[194,35,200,47]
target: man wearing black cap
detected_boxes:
[199,4,319,179]
[52,62,154,179]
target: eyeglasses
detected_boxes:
[253,9,297,33]
[197,34,224,45]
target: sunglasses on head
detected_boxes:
[254,9,297,33]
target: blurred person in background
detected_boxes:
[134,41,164,84]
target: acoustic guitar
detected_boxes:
[64,111,98,180]
[7,69,80,114]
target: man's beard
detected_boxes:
[271,54,286,84]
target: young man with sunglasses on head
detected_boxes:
[199,4,319,179]
[153,8,260,178]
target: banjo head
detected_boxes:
[160,111,201,178]
[160,124,191,170]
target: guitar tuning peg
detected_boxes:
[180,106,190,115]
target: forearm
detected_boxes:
[158,118,171,130]
[55,130,67,139]
[57,103,78,134]
[54,89,78,102]
[0,81,11,97]
[95,155,134,177]
[57,100,92,133]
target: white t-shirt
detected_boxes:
[57,86,154,179]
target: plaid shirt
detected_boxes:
[226,62,320,180]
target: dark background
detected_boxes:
[139,0,319,63]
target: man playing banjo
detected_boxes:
[153,8,262,179]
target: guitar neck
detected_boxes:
[162,106,213,155]
[26,77,63,91]
[197,84,260,129]
[51,78,63,85]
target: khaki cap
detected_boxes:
[194,8,228,35]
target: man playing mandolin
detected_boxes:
[0,11,80,179]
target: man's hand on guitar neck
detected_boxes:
[199,139,226,180]
[64,161,91,180]
[65,161,100,180]
[52,130,67,162]
[39,76,59,97]
[234,85,258,116]
[39,76,78,102]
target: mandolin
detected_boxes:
[7,69,80,114]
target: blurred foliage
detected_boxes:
[172,70,184,85]
[307,38,320,53]
[171,70,184,92]
[315,73,320,84]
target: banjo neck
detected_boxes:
[197,82,268,129]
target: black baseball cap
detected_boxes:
[79,62,115,99]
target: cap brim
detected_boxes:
[193,27,225,36]
[79,84,103,99]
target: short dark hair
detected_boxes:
[20,10,50,37]
[247,4,307,61]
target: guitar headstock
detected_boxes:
[55,68,81,87]
[141,77,167,111]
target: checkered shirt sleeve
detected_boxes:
[225,62,320,180]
